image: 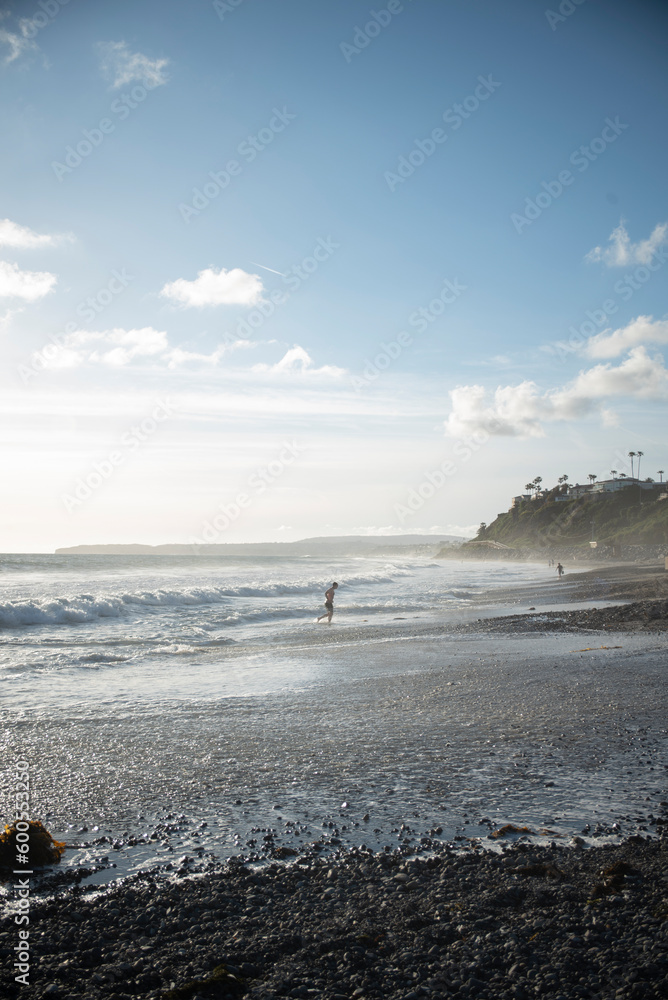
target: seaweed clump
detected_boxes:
[490,824,535,839]
[0,820,66,872]
[162,962,246,998]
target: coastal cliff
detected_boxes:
[440,483,668,559]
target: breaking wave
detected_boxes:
[0,568,412,630]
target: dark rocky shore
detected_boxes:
[460,598,668,636]
[2,835,667,1000]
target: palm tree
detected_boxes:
[524,482,534,496]
[658,470,665,484]
[628,451,636,478]
[610,470,617,479]
[636,450,644,480]
[587,473,597,485]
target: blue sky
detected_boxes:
[1,0,667,550]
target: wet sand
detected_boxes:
[472,561,668,612]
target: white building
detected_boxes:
[588,477,656,494]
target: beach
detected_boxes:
[3,835,666,1000]
[1,556,667,998]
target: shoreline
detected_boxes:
[471,560,668,608]
[2,562,667,999]
[462,561,668,634]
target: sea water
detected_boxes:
[0,553,544,711]
[1,553,666,887]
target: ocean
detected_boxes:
[1,552,665,890]
[0,552,555,713]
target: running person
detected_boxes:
[317,582,338,623]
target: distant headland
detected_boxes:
[55,534,465,557]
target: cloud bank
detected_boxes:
[445,346,668,439]
[32,328,344,383]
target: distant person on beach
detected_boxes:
[317,582,338,623]
[557,562,564,578]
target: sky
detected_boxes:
[1,0,667,551]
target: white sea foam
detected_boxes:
[0,596,125,628]
[0,568,411,630]
[77,653,131,664]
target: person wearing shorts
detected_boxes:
[317,582,338,623]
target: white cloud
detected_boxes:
[164,339,254,369]
[0,260,57,300]
[0,25,37,64]
[584,315,668,359]
[586,220,667,267]
[0,218,72,249]
[561,346,668,401]
[0,306,22,331]
[160,267,264,308]
[444,347,668,439]
[252,346,346,378]
[33,328,347,382]
[98,41,169,89]
[445,383,548,438]
[37,328,169,368]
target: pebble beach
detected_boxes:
[2,560,667,999]
[1,830,666,999]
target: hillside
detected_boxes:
[54,534,464,557]
[464,484,668,553]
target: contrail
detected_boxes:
[250,261,286,277]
